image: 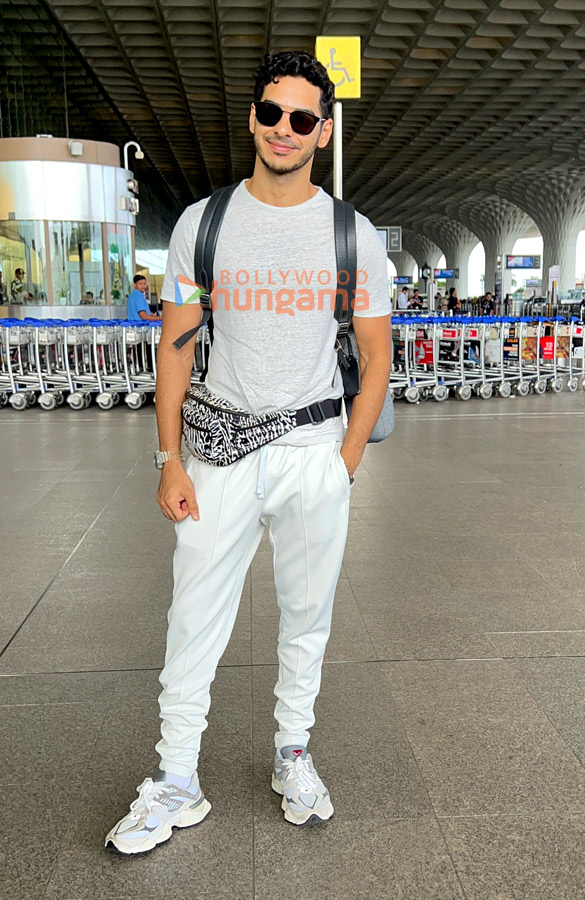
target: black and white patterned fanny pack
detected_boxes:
[182,383,342,467]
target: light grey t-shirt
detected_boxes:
[161,180,390,445]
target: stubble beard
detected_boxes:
[254,132,318,177]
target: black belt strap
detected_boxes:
[295,397,342,427]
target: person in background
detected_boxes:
[11,268,29,304]
[397,286,409,310]
[127,274,161,321]
[447,287,461,314]
[0,270,5,304]
[408,289,423,310]
[82,291,94,305]
[482,291,495,315]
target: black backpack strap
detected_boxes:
[333,197,357,337]
[173,183,238,351]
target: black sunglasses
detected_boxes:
[254,101,325,136]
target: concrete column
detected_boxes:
[442,198,535,293]
[540,212,582,294]
[401,229,444,272]
[388,249,416,279]
[409,216,479,296]
[495,170,585,294]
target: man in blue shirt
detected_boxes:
[126,274,161,321]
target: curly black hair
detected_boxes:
[253,51,335,119]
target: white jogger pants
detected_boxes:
[155,440,351,778]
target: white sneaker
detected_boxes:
[272,746,334,826]
[105,771,211,855]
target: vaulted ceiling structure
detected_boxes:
[2,0,585,283]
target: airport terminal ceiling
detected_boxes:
[2,0,585,252]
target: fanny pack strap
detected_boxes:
[295,397,341,426]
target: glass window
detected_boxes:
[107,224,132,305]
[0,220,47,305]
[49,221,104,306]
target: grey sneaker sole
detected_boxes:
[106,798,211,855]
[271,773,334,826]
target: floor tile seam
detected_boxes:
[339,562,382,660]
[486,629,585,636]
[499,655,585,775]
[435,810,585,822]
[39,691,115,900]
[0,699,114,709]
[432,814,472,900]
[0,442,157,660]
[377,664,470,900]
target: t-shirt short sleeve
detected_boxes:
[126,290,149,319]
[353,214,392,319]
[160,199,208,305]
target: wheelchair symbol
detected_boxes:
[326,48,355,88]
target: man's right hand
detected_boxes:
[156,460,199,522]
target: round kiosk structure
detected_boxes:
[0,136,139,318]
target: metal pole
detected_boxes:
[333,101,343,199]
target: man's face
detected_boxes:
[16,270,24,282]
[136,279,147,293]
[249,76,333,177]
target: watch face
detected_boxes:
[154,451,163,469]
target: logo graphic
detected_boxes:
[292,749,303,758]
[175,274,205,306]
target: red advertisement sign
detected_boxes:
[539,336,554,360]
[415,340,434,364]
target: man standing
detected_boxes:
[106,50,391,854]
[447,287,461,313]
[126,274,161,321]
[482,291,495,315]
[397,285,409,309]
[409,289,423,310]
[10,268,29,304]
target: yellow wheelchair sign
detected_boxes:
[315,36,361,100]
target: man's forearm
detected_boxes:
[155,342,194,452]
[341,353,391,471]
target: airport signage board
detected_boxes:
[315,36,361,99]
[506,255,541,269]
[394,276,410,284]
[377,226,402,252]
[434,268,459,279]
[525,278,541,287]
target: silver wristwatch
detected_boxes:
[154,450,184,469]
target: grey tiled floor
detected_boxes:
[2,393,585,899]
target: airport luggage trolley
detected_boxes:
[390,319,417,402]
[1,320,40,410]
[61,320,99,410]
[434,321,473,400]
[34,319,69,410]
[91,320,125,410]
[408,318,449,402]
[567,319,585,391]
[121,321,155,409]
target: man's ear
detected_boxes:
[317,117,334,149]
